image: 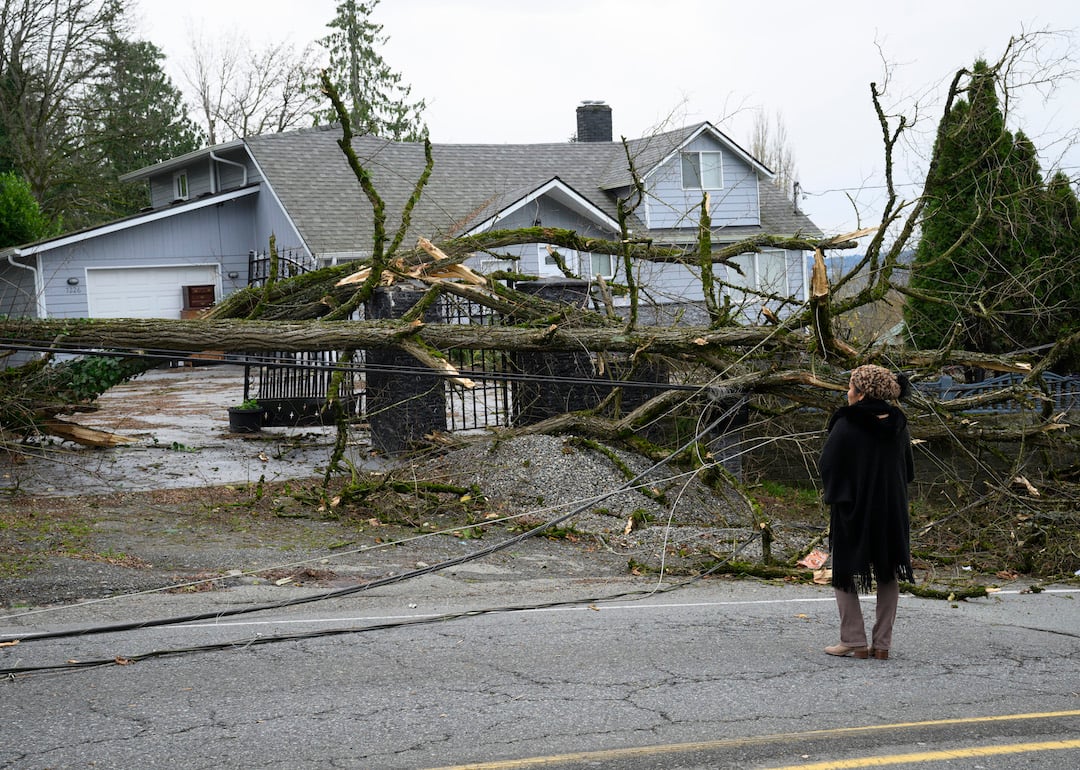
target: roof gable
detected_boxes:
[465,177,622,235]
[7,186,259,257]
[599,122,774,192]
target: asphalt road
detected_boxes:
[2,576,1078,769]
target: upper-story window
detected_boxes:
[173,171,189,201]
[681,151,723,189]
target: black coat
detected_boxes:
[819,398,915,592]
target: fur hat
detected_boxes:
[850,364,909,401]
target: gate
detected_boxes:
[241,273,513,430]
[440,293,512,432]
[244,248,364,426]
[239,270,677,435]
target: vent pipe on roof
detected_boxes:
[576,101,612,143]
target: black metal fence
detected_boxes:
[246,248,363,426]
[243,287,516,431]
[247,247,315,286]
[239,276,679,440]
[440,293,513,432]
[915,372,1080,414]
[249,351,363,426]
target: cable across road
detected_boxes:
[0,396,751,675]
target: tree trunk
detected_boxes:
[0,317,790,355]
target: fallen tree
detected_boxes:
[0,55,1074,455]
[1,46,1077,580]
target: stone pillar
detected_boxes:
[706,396,749,480]
[366,285,446,454]
[511,279,599,426]
[599,357,668,417]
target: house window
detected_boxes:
[681,151,723,189]
[173,171,189,201]
[539,243,577,277]
[590,252,613,279]
[726,250,789,297]
[723,250,791,323]
[757,250,788,295]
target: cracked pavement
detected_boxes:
[2,366,1079,768]
[3,579,1078,768]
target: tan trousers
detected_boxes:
[834,580,900,651]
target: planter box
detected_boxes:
[227,406,263,433]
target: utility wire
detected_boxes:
[1,533,762,677]
[0,423,826,627]
[0,397,744,662]
[0,311,812,672]
[0,340,720,392]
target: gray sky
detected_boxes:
[133,0,1080,239]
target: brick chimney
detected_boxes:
[576,101,612,143]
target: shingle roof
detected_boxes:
[245,123,822,257]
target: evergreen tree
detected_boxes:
[905,59,1080,370]
[81,33,204,219]
[315,0,426,140]
[0,171,57,247]
[1035,171,1080,370]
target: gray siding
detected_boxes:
[254,187,309,257]
[626,260,706,304]
[644,134,761,230]
[148,148,261,209]
[464,194,615,276]
[787,248,807,301]
[39,196,259,317]
[456,189,806,316]
[0,258,40,318]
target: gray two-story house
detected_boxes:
[0,103,822,324]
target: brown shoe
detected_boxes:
[869,648,889,660]
[824,643,869,658]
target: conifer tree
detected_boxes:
[314,0,426,140]
[82,33,204,220]
[905,59,1080,371]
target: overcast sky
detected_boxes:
[132,0,1080,239]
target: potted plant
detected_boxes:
[227,398,263,433]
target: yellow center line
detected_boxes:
[423,709,1080,770]
[763,740,1080,769]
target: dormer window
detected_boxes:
[681,151,723,189]
[173,171,189,201]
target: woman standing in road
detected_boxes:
[819,364,915,660]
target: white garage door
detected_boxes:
[86,266,220,319]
